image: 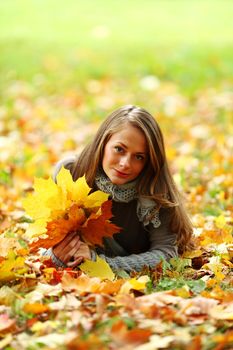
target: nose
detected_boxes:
[119,155,130,169]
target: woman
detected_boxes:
[45,105,193,272]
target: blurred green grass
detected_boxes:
[0,0,232,93]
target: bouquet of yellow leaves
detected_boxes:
[22,167,119,252]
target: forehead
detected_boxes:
[107,124,148,151]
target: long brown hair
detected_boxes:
[71,105,193,253]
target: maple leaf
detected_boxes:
[79,255,115,281]
[23,168,117,252]
[80,200,120,246]
[56,167,109,207]
[29,204,86,252]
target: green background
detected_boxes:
[0,0,232,93]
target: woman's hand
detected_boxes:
[52,231,91,267]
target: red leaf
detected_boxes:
[80,200,120,246]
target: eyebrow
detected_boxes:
[116,142,147,155]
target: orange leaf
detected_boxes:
[95,279,125,294]
[67,333,106,350]
[23,303,49,315]
[199,228,233,247]
[29,204,86,252]
[62,273,101,294]
[123,328,152,344]
[80,200,120,246]
[111,320,152,346]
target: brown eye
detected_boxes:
[135,154,144,161]
[114,146,123,153]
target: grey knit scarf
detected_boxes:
[95,171,161,228]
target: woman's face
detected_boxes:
[102,123,148,185]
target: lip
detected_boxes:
[114,169,130,178]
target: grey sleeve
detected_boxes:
[41,248,66,268]
[98,209,178,272]
[52,155,77,182]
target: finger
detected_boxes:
[53,239,81,264]
[67,257,84,268]
[66,242,82,260]
[64,230,80,243]
[63,231,80,246]
[58,234,81,256]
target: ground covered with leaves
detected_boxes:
[0,72,232,350]
[0,3,233,345]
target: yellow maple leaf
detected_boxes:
[79,256,115,281]
[56,165,76,196]
[56,168,108,207]
[84,190,109,208]
[22,194,51,221]
[23,176,70,222]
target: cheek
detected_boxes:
[102,146,113,168]
[135,161,146,175]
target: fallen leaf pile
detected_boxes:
[0,75,232,349]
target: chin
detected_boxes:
[110,176,129,185]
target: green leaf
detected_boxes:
[186,279,206,294]
[169,257,192,272]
